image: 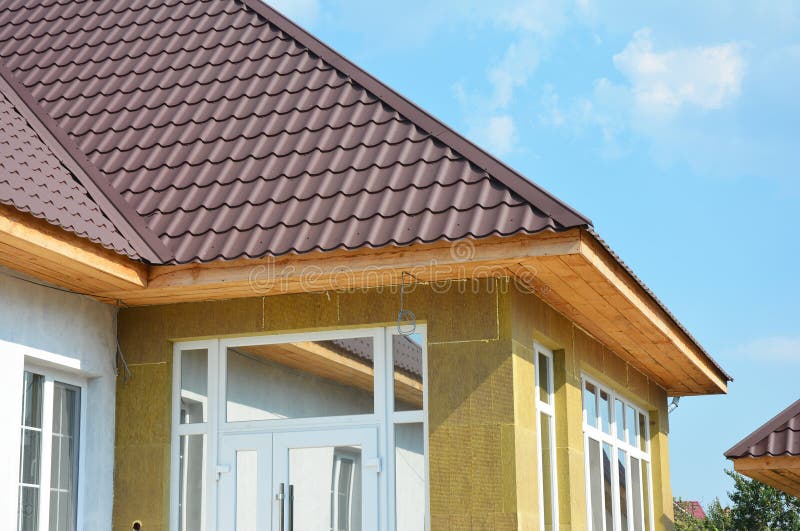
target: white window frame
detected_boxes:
[20,361,88,531]
[581,374,654,531]
[169,325,430,531]
[534,343,559,531]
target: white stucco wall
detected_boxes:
[0,267,117,530]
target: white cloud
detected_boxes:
[729,336,800,365]
[488,37,542,109]
[470,115,516,156]
[613,28,745,115]
[267,0,320,27]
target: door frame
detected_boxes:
[170,325,430,531]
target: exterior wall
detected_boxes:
[114,278,674,531]
[0,268,118,530]
[510,288,674,530]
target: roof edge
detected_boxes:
[0,64,173,264]
[242,0,592,229]
[725,398,800,458]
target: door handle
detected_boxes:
[276,483,285,531]
[287,484,294,531]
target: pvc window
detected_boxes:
[582,376,653,531]
[17,369,83,531]
[535,344,558,531]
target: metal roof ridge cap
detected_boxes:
[0,63,173,264]
[725,398,800,458]
[241,0,591,229]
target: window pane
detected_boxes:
[540,412,555,530]
[18,485,39,531]
[236,451,257,531]
[638,413,648,452]
[642,463,652,531]
[395,423,425,531]
[538,352,551,404]
[587,438,603,531]
[226,338,375,422]
[602,443,613,531]
[615,400,625,442]
[178,434,206,531]
[22,372,43,428]
[630,457,644,531]
[618,450,628,531]
[599,390,611,435]
[583,382,598,428]
[393,334,424,412]
[180,349,208,424]
[49,383,80,531]
[626,406,637,447]
[20,429,42,485]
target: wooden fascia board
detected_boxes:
[97,230,583,304]
[575,230,728,394]
[0,204,147,291]
[733,457,800,499]
[732,455,800,472]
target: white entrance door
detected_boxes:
[218,427,379,531]
[218,433,273,531]
[273,428,379,531]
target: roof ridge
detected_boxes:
[240,0,591,228]
[0,63,173,263]
[725,398,800,458]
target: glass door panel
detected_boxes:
[218,434,272,531]
[273,429,378,531]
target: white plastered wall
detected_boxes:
[0,267,117,530]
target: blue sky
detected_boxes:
[270,0,800,506]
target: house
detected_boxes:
[725,399,800,499]
[674,500,706,520]
[0,1,730,530]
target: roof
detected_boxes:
[0,84,138,257]
[675,500,706,520]
[726,398,800,458]
[0,0,590,264]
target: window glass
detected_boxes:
[626,405,637,447]
[602,443,613,531]
[49,383,80,531]
[226,337,375,422]
[642,463,652,530]
[583,382,598,428]
[538,352,551,404]
[178,434,206,531]
[587,438,603,531]
[615,400,625,442]
[631,457,644,531]
[180,349,208,424]
[395,423,425,531]
[618,450,628,531]
[18,371,44,531]
[599,390,611,435]
[393,333,424,412]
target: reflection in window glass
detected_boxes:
[49,383,80,531]
[583,382,598,428]
[588,439,603,531]
[603,443,613,531]
[180,349,208,424]
[615,400,625,442]
[626,405,637,447]
[226,338,375,422]
[631,457,644,531]
[393,334,424,412]
[642,463,652,530]
[538,352,551,404]
[395,423,425,531]
[18,372,44,531]
[599,390,611,435]
[178,434,206,531]
[618,450,628,531]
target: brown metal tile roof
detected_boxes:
[0,84,139,257]
[726,399,800,458]
[0,0,590,264]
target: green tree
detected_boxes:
[675,470,800,531]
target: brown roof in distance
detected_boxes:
[0,0,590,264]
[0,85,138,258]
[726,399,800,458]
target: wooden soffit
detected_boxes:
[732,456,800,499]
[0,219,727,396]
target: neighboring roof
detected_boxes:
[726,398,800,459]
[0,0,589,264]
[0,85,139,257]
[675,500,706,520]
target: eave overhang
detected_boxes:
[0,222,728,396]
[729,456,800,499]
